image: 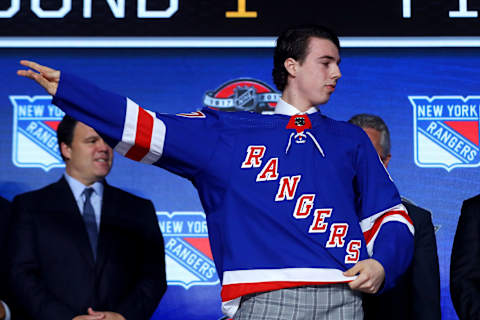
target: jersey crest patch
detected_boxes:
[203,78,280,113]
[176,111,206,118]
[410,96,480,171]
[10,95,65,172]
[157,211,219,289]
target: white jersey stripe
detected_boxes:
[365,214,415,256]
[222,267,356,285]
[141,115,166,164]
[359,203,410,232]
[113,98,166,163]
[114,98,139,155]
[359,203,414,256]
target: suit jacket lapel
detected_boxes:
[53,177,95,267]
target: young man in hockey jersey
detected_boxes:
[17,25,414,320]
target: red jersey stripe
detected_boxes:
[363,210,412,244]
[125,107,154,161]
[221,280,351,301]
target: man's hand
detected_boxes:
[88,308,125,320]
[0,301,6,320]
[343,258,385,294]
[72,314,105,320]
[17,60,60,96]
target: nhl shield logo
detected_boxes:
[410,96,480,171]
[10,96,65,171]
[203,79,281,113]
[158,211,219,289]
[295,117,305,126]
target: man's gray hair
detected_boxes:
[348,113,391,159]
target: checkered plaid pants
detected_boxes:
[233,284,363,320]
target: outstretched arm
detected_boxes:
[17,60,60,96]
[17,60,219,180]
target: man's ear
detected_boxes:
[60,142,71,161]
[284,58,298,77]
[383,154,392,168]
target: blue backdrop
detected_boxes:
[2,47,479,319]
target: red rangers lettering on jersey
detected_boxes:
[256,158,279,182]
[308,209,332,233]
[241,146,266,168]
[345,240,362,264]
[293,194,315,218]
[275,175,302,201]
[326,223,349,248]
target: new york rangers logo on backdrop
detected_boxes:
[158,211,219,289]
[410,96,480,171]
[10,96,65,171]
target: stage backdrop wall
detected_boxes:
[2,47,479,319]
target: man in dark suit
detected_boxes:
[8,115,166,320]
[0,196,11,320]
[349,114,441,320]
[451,195,480,319]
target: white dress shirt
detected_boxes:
[64,173,104,230]
[274,98,319,116]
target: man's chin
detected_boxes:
[314,97,331,106]
[94,169,111,180]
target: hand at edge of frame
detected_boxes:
[17,60,60,96]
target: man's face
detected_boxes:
[363,127,391,168]
[62,122,113,186]
[291,37,342,107]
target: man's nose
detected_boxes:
[331,64,342,80]
[96,139,110,151]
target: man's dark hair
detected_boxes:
[57,114,78,161]
[272,25,340,92]
[348,113,391,160]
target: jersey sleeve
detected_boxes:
[352,130,414,291]
[52,72,219,179]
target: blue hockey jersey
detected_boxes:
[52,73,414,317]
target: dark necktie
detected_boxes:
[83,187,98,260]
